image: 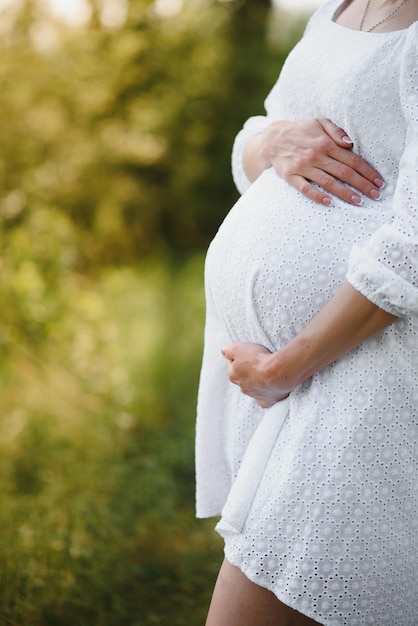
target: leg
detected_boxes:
[205,559,322,626]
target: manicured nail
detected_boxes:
[351,195,363,205]
[374,178,385,188]
[370,189,381,200]
[323,197,332,206]
[342,135,353,144]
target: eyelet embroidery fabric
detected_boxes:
[195,1,418,624]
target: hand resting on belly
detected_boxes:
[243,117,384,207]
[222,282,397,408]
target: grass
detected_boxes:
[0,253,222,625]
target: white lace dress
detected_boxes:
[195,1,418,624]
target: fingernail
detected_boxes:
[323,197,332,206]
[374,178,385,188]
[351,195,363,205]
[370,189,381,200]
[342,135,353,144]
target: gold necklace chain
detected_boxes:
[360,0,409,32]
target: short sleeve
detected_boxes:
[346,25,418,317]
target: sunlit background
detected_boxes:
[0,1,318,624]
[0,0,323,26]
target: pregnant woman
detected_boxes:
[195,0,418,624]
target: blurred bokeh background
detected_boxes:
[0,0,317,623]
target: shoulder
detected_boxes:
[399,23,418,125]
[404,20,418,49]
[400,21,418,73]
[304,0,341,33]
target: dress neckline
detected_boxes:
[330,0,415,35]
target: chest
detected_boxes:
[266,25,404,127]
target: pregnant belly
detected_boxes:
[205,169,387,351]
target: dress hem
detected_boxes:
[223,548,325,626]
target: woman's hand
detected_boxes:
[243,118,384,206]
[221,343,294,408]
[222,283,397,409]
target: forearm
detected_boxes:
[265,281,398,389]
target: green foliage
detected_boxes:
[0,0,305,623]
[0,0,302,267]
[0,257,223,625]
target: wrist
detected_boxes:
[261,343,306,395]
[262,328,327,393]
[258,129,274,171]
[243,133,271,182]
[252,132,272,172]
[260,119,289,164]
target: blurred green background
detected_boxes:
[0,0,307,623]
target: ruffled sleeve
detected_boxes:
[346,25,418,317]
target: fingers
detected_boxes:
[315,119,383,187]
[265,118,385,205]
[221,345,234,361]
[287,172,362,206]
[290,175,333,206]
[317,118,354,148]
[285,153,383,206]
[288,173,373,207]
[309,168,365,205]
[335,149,384,191]
[304,166,369,206]
[313,119,384,202]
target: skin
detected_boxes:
[207,1,418,624]
[222,0,418,409]
[243,118,384,207]
[206,559,322,626]
[222,282,397,409]
[336,0,418,33]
